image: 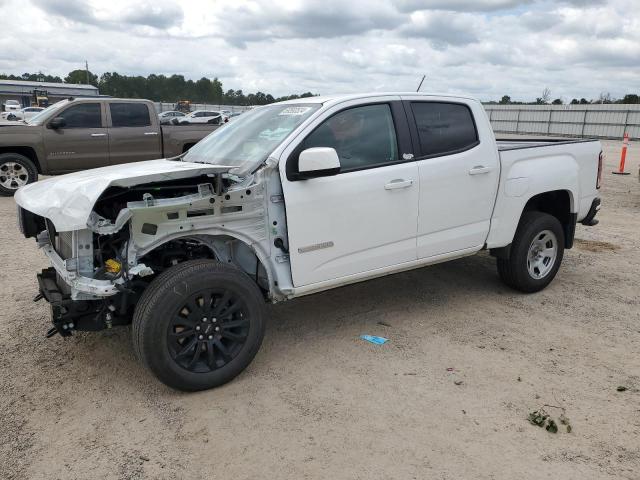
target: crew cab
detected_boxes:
[0,98,219,195]
[14,93,602,391]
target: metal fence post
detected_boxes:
[580,110,587,137]
[623,109,629,136]
[515,109,521,134]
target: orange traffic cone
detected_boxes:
[612,133,631,175]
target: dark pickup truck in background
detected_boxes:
[0,97,220,195]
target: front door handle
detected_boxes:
[144,132,159,136]
[469,166,492,175]
[384,179,413,190]
[90,133,106,137]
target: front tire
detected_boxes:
[497,212,565,293]
[132,259,267,391]
[0,153,38,196]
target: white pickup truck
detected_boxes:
[15,93,602,391]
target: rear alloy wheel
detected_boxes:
[133,259,266,391]
[497,212,565,293]
[0,153,38,196]
[526,230,558,280]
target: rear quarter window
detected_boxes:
[110,103,151,127]
[410,102,479,157]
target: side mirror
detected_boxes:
[48,117,66,129]
[297,147,341,179]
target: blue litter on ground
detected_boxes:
[360,335,388,345]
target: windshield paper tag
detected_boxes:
[279,107,312,116]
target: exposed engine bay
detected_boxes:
[18,168,291,337]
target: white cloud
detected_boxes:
[0,0,637,101]
[402,10,482,47]
[393,0,534,12]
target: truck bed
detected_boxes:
[160,123,219,157]
[486,136,602,250]
[496,137,600,151]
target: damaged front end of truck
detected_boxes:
[16,161,287,338]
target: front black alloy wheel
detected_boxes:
[133,259,267,391]
[167,288,250,373]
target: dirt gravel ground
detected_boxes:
[1,139,639,480]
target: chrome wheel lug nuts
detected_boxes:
[195,325,200,331]
[208,335,213,340]
[214,326,220,332]
[198,335,204,340]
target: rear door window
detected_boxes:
[58,103,102,128]
[410,102,478,157]
[109,103,151,127]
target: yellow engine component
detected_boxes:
[105,259,122,274]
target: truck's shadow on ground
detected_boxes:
[272,252,499,325]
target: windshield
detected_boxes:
[182,103,321,175]
[26,101,68,125]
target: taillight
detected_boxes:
[597,151,603,189]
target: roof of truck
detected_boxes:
[279,92,479,106]
[68,96,147,102]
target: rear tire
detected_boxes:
[497,212,564,293]
[132,259,267,391]
[0,153,38,196]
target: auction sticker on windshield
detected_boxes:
[279,106,312,116]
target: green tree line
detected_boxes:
[4,71,639,106]
[0,70,316,106]
[489,91,640,105]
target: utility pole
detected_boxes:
[85,60,90,85]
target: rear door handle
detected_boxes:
[469,166,492,175]
[384,179,413,190]
[144,132,158,136]
[90,133,106,137]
